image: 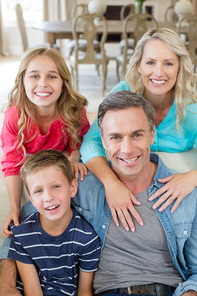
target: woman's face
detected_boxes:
[137,39,179,98]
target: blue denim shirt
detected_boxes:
[74,153,197,296]
[1,153,197,296]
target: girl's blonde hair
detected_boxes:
[7,47,88,161]
[125,28,197,130]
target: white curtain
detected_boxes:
[43,0,77,22]
[0,0,9,56]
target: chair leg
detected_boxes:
[96,65,100,76]
[102,62,107,97]
[74,65,78,91]
[116,62,120,83]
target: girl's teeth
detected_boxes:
[36,92,50,96]
[151,79,165,85]
[122,157,138,163]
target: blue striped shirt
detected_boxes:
[8,209,101,296]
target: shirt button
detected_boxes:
[102,225,106,229]
[184,231,187,235]
[78,207,82,212]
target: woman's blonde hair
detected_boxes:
[7,47,88,161]
[125,28,197,130]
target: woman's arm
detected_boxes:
[149,170,197,212]
[1,175,23,238]
[77,270,94,296]
[16,261,43,296]
[85,156,143,231]
[68,150,87,181]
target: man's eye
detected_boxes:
[133,134,142,138]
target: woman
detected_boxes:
[80,28,197,231]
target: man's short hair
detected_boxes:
[98,90,155,136]
[20,149,73,195]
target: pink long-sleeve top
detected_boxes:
[1,105,90,177]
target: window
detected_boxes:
[2,0,43,25]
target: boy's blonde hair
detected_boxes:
[20,149,73,195]
[7,47,88,163]
[125,28,197,131]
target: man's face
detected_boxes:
[101,107,155,182]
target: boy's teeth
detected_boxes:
[46,205,58,210]
[122,157,138,163]
[151,79,165,85]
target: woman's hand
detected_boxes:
[149,171,197,213]
[1,208,21,238]
[70,161,88,181]
[104,178,144,232]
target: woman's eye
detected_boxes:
[147,61,154,65]
[31,75,39,79]
[166,62,173,66]
[49,75,56,79]
[34,189,42,194]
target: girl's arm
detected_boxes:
[85,156,143,231]
[68,150,88,181]
[149,170,197,212]
[77,270,94,296]
[1,175,23,238]
[16,261,43,296]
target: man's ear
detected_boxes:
[150,127,155,146]
[137,62,142,74]
[101,134,107,150]
[70,178,78,198]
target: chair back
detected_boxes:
[71,4,88,19]
[15,4,28,52]
[122,13,158,46]
[120,4,135,21]
[178,15,197,66]
[164,4,178,22]
[72,13,107,63]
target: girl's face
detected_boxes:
[24,55,63,113]
[137,39,179,98]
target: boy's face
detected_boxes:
[27,166,77,228]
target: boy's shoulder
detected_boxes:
[10,212,38,235]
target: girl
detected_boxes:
[1,47,90,238]
[80,28,197,231]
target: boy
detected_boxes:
[8,150,101,296]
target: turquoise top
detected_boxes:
[80,81,197,164]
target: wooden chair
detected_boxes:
[178,15,197,72]
[67,4,100,58]
[164,4,178,22]
[116,13,158,82]
[69,13,108,96]
[119,4,135,54]
[15,4,49,53]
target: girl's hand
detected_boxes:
[104,178,143,232]
[1,209,21,238]
[70,161,88,181]
[149,171,197,213]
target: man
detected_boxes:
[1,90,197,296]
